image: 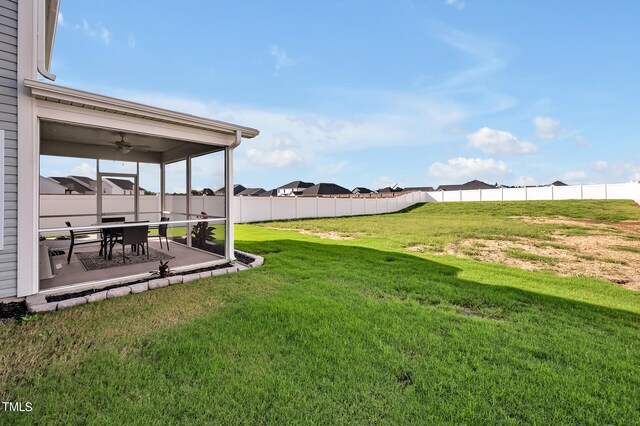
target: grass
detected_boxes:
[1,200,640,424]
[610,245,640,254]
[505,248,559,264]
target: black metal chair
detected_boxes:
[149,217,170,251]
[100,217,125,258]
[109,224,149,263]
[65,221,103,264]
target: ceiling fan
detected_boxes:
[111,132,151,154]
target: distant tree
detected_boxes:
[191,189,203,196]
[203,188,215,196]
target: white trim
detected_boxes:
[25,79,259,138]
[17,0,40,297]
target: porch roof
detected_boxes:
[25,79,259,139]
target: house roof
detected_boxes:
[551,180,568,186]
[352,187,374,194]
[404,186,434,192]
[436,180,496,191]
[105,178,137,191]
[50,177,95,194]
[257,189,278,197]
[237,188,266,196]
[302,183,352,196]
[276,180,315,190]
[70,175,96,186]
[215,184,247,196]
[377,186,403,193]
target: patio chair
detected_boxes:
[109,224,149,263]
[149,216,170,251]
[65,221,104,264]
[100,217,125,257]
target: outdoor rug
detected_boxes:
[76,248,174,272]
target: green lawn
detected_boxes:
[1,200,640,424]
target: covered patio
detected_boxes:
[26,80,258,296]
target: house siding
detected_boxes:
[0,0,17,298]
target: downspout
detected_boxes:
[36,0,58,81]
[225,130,241,261]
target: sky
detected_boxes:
[40,0,640,192]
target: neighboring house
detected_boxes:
[237,188,266,197]
[215,184,246,196]
[301,183,352,196]
[352,187,374,194]
[1,2,259,299]
[102,178,145,195]
[404,186,434,192]
[69,175,97,191]
[436,180,497,191]
[551,181,568,186]
[39,176,66,194]
[377,186,404,193]
[49,177,96,194]
[257,189,278,197]
[276,180,314,196]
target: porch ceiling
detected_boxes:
[40,120,223,164]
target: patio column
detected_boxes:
[186,156,192,247]
[225,131,241,261]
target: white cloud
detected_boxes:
[58,12,65,27]
[534,116,561,140]
[246,148,302,168]
[100,28,111,45]
[74,18,111,46]
[467,127,537,155]
[445,0,466,9]
[594,161,608,170]
[70,162,96,176]
[429,157,510,180]
[515,176,537,186]
[562,171,587,183]
[270,45,295,72]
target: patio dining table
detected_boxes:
[91,221,149,260]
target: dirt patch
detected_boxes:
[443,233,640,291]
[268,228,354,240]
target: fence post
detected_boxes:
[580,184,584,200]
[479,189,482,202]
[604,184,608,200]
[459,190,462,202]
[441,191,444,202]
[295,196,298,219]
[501,187,504,201]
[270,196,274,221]
[525,187,528,201]
[551,185,555,200]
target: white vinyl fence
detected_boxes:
[39,182,640,227]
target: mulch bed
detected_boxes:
[0,301,27,320]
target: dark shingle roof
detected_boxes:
[436,180,496,191]
[302,183,352,196]
[215,184,246,196]
[70,175,96,186]
[257,189,278,197]
[551,180,568,186]
[237,188,266,196]
[50,177,95,194]
[276,180,314,190]
[404,186,434,192]
[352,187,374,194]
[105,178,136,191]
